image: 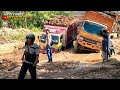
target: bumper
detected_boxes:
[77,40,101,52]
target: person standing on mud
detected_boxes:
[101,34,108,62]
[109,35,115,56]
[46,29,53,63]
[18,33,40,79]
[102,30,110,60]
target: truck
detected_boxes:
[39,16,78,53]
[73,11,116,53]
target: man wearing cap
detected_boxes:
[18,33,40,79]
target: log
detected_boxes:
[44,16,78,27]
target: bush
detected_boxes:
[32,27,43,32]
[5,33,26,41]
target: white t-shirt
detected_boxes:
[46,34,52,45]
[109,39,115,48]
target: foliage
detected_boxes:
[0,11,73,30]
[32,27,43,32]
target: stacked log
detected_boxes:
[44,16,78,27]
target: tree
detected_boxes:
[1,11,73,30]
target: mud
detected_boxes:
[0,37,120,79]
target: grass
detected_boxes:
[0,28,43,43]
[32,27,43,32]
[31,28,43,38]
[0,32,26,42]
[0,32,43,42]
[9,33,26,40]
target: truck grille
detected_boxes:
[83,37,97,44]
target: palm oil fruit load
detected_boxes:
[44,16,78,27]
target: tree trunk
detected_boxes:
[22,11,27,29]
[24,11,27,29]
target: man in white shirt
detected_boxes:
[46,29,53,63]
[109,35,115,56]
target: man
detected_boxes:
[46,29,53,63]
[18,33,40,79]
[102,30,110,60]
[109,35,115,56]
[101,34,108,62]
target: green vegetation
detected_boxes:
[0,11,73,30]
[0,32,26,41]
[9,33,26,40]
[0,11,73,41]
[32,27,43,32]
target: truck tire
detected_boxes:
[58,48,62,53]
[74,41,79,53]
[62,46,66,51]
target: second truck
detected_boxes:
[39,16,78,53]
[73,11,117,53]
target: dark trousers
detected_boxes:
[46,45,52,62]
[110,48,115,55]
[18,62,36,79]
[108,50,111,57]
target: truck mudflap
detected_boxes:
[78,40,101,52]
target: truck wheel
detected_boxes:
[58,48,62,53]
[75,48,79,53]
[74,41,79,53]
[62,46,66,51]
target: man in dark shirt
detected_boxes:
[18,33,40,79]
[101,34,108,62]
[102,30,110,61]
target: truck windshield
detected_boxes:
[83,21,106,36]
[41,34,59,43]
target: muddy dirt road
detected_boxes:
[0,38,120,79]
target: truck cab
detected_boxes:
[74,11,116,53]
